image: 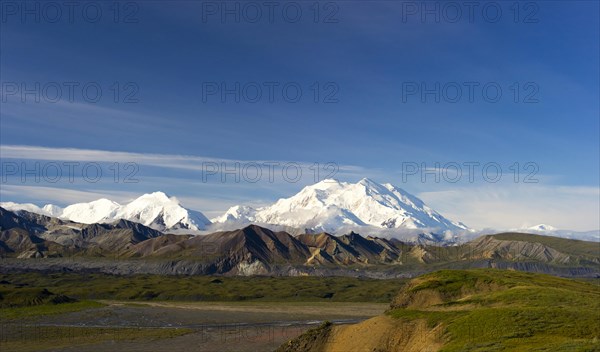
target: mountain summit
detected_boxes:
[526,224,558,231]
[212,178,468,235]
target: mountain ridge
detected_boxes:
[1,207,598,278]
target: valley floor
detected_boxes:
[1,301,387,351]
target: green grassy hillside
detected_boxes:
[388,269,600,351]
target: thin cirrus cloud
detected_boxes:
[0,144,368,175]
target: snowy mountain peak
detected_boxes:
[309,178,345,191]
[357,177,381,187]
[134,191,173,203]
[1,202,48,216]
[90,198,120,207]
[211,205,257,223]
[212,179,468,236]
[42,204,63,217]
[509,224,599,242]
[526,224,558,231]
[115,192,209,231]
[61,199,120,224]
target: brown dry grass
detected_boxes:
[323,315,445,352]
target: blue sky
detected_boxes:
[0,1,598,230]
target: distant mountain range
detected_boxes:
[1,178,597,242]
[510,224,600,242]
[1,179,468,241]
[1,192,211,232]
[1,207,598,278]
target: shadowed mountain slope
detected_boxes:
[1,208,599,277]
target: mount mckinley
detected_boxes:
[211,178,468,236]
[1,179,469,240]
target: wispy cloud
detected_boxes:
[0,144,367,175]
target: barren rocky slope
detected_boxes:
[1,207,598,277]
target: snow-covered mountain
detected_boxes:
[1,202,64,217]
[526,224,558,232]
[212,205,257,224]
[515,224,600,242]
[61,198,120,224]
[211,178,468,236]
[1,192,211,232]
[42,204,64,217]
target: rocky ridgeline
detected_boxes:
[1,207,598,278]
